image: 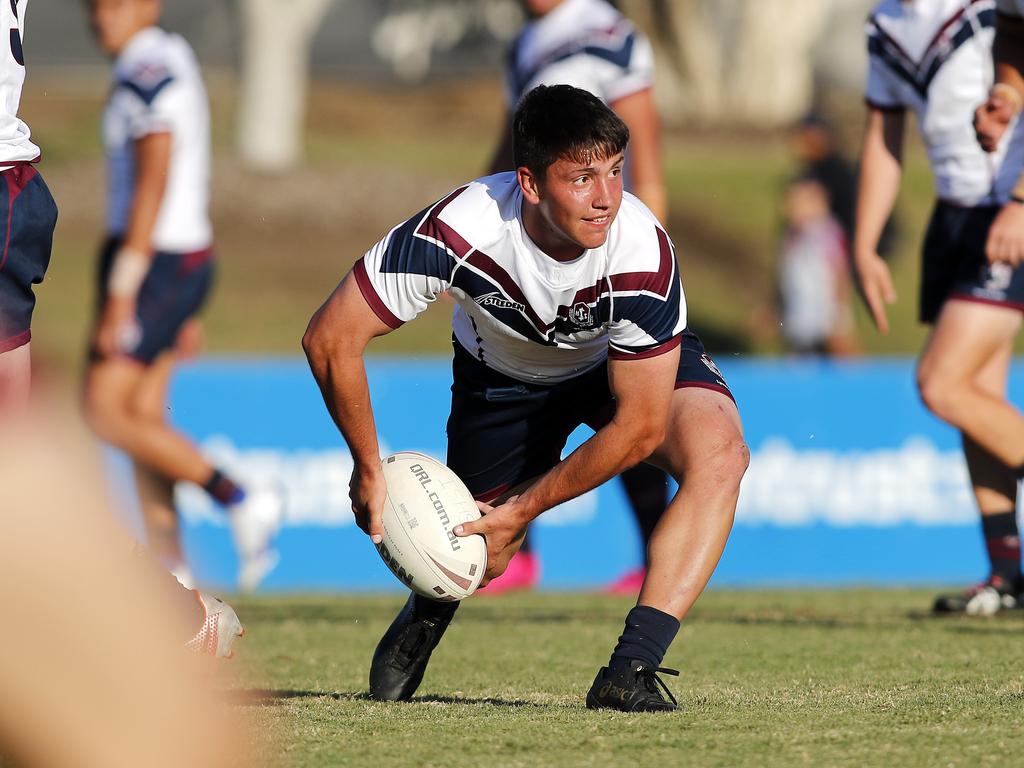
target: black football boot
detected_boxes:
[585,659,679,712]
[368,592,458,701]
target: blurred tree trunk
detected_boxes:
[237,0,335,173]
[620,0,829,127]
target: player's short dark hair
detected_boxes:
[512,85,629,178]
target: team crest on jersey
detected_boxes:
[476,292,525,314]
[571,302,593,327]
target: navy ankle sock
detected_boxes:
[203,469,246,507]
[981,510,1022,588]
[609,605,680,672]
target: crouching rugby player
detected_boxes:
[304,85,748,712]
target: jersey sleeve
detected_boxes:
[603,26,654,104]
[119,59,180,139]
[353,196,461,329]
[864,18,907,111]
[606,226,687,359]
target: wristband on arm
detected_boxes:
[107,246,149,298]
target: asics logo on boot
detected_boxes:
[599,682,630,702]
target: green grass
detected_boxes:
[227,590,1024,767]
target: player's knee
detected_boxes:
[711,434,750,489]
[916,365,958,420]
[82,387,132,444]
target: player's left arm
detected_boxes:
[95,131,171,357]
[611,88,667,222]
[455,345,679,580]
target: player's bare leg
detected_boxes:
[129,350,192,582]
[917,300,1024,467]
[639,387,748,619]
[586,386,747,712]
[923,324,1023,613]
[0,343,32,413]
[84,357,215,484]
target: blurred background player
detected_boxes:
[0,0,58,412]
[83,0,282,591]
[975,0,1024,264]
[485,0,671,595]
[776,175,859,356]
[855,0,1024,614]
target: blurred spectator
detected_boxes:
[777,176,859,357]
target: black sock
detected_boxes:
[608,605,680,672]
[202,469,246,507]
[412,592,460,622]
[620,464,668,560]
[981,510,1022,588]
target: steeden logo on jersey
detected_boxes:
[476,292,525,313]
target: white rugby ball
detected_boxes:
[376,451,487,601]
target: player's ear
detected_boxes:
[517,166,542,205]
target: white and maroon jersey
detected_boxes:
[104,27,211,253]
[0,0,39,167]
[505,0,654,109]
[355,173,686,385]
[865,0,1024,205]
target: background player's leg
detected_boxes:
[0,343,31,412]
[605,463,669,594]
[917,300,1024,467]
[131,350,193,585]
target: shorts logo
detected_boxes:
[476,292,525,313]
[571,302,593,327]
[701,354,725,381]
[983,263,1013,293]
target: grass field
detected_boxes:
[228,590,1024,768]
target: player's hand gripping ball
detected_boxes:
[375,452,487,601]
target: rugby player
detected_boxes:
[83,0,282,591]
[304,85,748,711]
[855,0,1024,613]
[485,0,670,595]
[0,0,58,412]
[974,0,1024,263]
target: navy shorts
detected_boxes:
[920,201,1024,323]
[93,237,214,365]
[0,165,58,351]
[445,329,734,501]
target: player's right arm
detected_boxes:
[303,272,395,543]
[853,106,905,334]
[975,6,1024,152]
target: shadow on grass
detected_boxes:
[229,689,542,709]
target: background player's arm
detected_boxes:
[853,106,905,334]
[611,88,667,222]
[303,270,395,543]
[975,11,1024,153]
[95,131,172,357]
[456,345,680,580]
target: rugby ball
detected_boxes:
[375,451,487,601]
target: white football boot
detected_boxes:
[186,591,244,658]
[229,487,285,592]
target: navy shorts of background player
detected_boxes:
[447,329,733,502]
[920,201,1024,323]
[93,236,214,364]
[0,165,58,352]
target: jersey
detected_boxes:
[0,0,39,167]
[505,0,654,108]
[104,27,211,254]
[865,0,1024,205]
[355,173,686,385]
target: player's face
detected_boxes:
[520,0,565,18]
[520,150,624,261]
[89,0,160,56]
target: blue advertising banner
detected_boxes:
[105,357,1021,591]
